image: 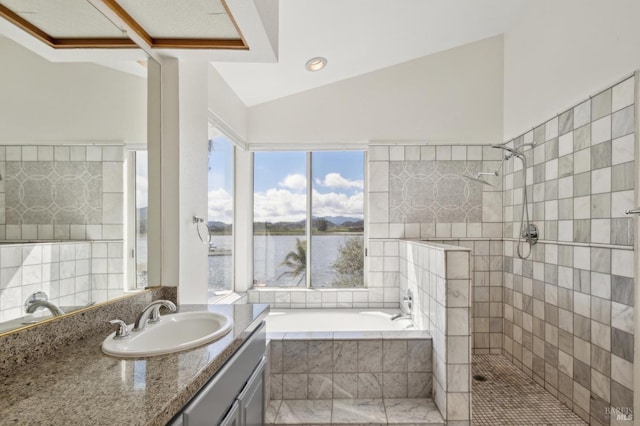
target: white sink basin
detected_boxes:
[102,311,233,358]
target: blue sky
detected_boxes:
[136,134,364,224]
[252,150,364,223]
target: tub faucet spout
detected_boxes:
[391,313,411,321]
[24,291,65,316]
[26,300,65,316]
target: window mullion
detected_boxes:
[306,151,312,289]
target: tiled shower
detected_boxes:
[366,75,636,424]
[502,76,635,424]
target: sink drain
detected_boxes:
[473,374,488,382]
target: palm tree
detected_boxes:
[277,238,306,285]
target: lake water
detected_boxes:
[209,234,362,289]
[138,234,362,290]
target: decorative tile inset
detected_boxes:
[6,162,102,225]
[389,161,483,223]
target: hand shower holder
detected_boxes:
[522,223,539,245]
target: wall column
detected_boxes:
[147,57,209,303]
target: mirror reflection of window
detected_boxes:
[207,130,234,299]
[135,151,148,289]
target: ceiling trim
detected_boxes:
[0,4,136,49]
[101,0,248,50]
[0,0,248,50]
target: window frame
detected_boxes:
[252,149,367,289]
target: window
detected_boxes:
[253,151,364,288]
[134,151,148,289]
[207,130,234,297]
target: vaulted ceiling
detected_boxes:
[0,0,527,105]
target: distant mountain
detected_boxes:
[208,221,229,228]
[322,216,363,225]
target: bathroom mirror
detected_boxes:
[0,288,148,337]
[0,37,149,335]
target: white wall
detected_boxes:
[503,0,640,140]
[0,38,146,144]
[247,36,504,146]
[208,65,249,144]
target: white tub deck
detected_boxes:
[264,308,415,333]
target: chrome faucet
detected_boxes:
[132,300,177,332]
[391,313,412,321]
[26,299,65,316]
[24,291,65,317]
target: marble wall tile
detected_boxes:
[282,374,308,399]
[308,340,333,373]
[308,373,333,399]
[382,372,408,398]
[612,105,635,139]
[357,372,383,398]
[591,90,612,121]
[559,110,574,135]
[283,340,308,373]
[574,100,591,129]
[333,373,358,398]
[270,374,283,400]
[333,340,358,372]
[358,340,383,372]
[408,372,432,397]
[612,77,634,111]
[382,340,407,372]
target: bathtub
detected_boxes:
[265,308,415,333]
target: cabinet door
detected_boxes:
[219,401,241,426]
[238,357,266,426]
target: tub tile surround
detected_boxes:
[399,240,472,423]
[502,76,636,424]
[269,331,433,401]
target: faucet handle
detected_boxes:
[108,319,130,339]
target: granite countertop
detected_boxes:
[0,303,269,426]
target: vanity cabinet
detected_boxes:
[170,322,266,426]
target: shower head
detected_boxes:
[460,173,494,187]
[490,144,520,155]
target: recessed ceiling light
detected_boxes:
[305,57,327,72]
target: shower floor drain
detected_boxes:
[473,374,488,382]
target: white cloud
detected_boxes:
[254,188,307,222]
[278,173,307,191]
[315,172,363,189]
[253,188,363,222]
[208,188,233,223]
[135,175,148,209]
[312,190,364,218]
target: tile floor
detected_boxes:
[473,354,587,425]
[266,397,444,425]
[267,354,590,425]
